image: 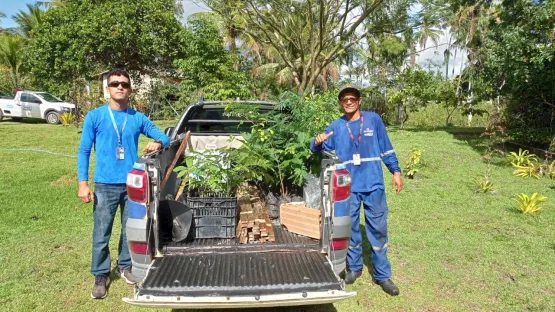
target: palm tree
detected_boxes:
[0,34,26,90]
[12,3,45,38]
[414,13,443,50]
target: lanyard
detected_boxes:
[345,115,363,152]
[108,107,128,145]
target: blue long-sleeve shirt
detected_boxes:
[77,104,170,184]
[310,111,401,192]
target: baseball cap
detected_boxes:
[338,84,361,100]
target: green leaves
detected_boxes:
[404,147,424,179]
[26,0,185,96]
[506,148,538,167]
[513,193,547,215]
[174,13,250,102]
[227,91,340,192]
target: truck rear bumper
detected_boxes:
[123,290,356,309]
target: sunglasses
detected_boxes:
[108,81,131,89]
[340,96,360,104]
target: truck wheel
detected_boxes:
[11,117,23,122]
[0,110,3,121]
[46,111,60,124]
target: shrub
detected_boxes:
[506,148,538,167]
[513,193,547,214]
[174,147,273,196]
[512,163,542,179]
[474,176,495,193]
[404,147,423,179]
[225,91,341,196]
[60,112,75,126]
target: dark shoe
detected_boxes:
[91,275,110,299]
[373,279,400,296]
[344,270,362,284]
[117,267,135,285]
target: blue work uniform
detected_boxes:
[78,104,170,277]
[311,111,401,281]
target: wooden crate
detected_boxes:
[280,202,321,239]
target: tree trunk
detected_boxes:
[228,25,239,71]
[410,44,416,67]
[396,102,403,125]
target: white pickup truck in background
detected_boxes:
[0,91,76,124]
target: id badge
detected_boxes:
[117,146,125,160]
[353,153,361,166]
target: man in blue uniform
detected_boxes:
[77,68,170,299]
[311,84,403,296]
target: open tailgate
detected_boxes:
[123,251,355,309]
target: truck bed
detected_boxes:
[163,223,320,254]
[138,251,340,297]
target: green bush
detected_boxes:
[513,193,547,214]
[228,91,342,195]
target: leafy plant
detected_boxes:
[506,148,538,167]
[512,163,541,179]
[60,112,75,126]
[173,145,273,196]
[174,150,232,195]
[513,193,547,214]
[404,147,423,179]
[225,91,341,198]
[474,176,495,193]
[548,161,555,179]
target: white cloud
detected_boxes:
[415,28,465,78]
[180,0,210,24]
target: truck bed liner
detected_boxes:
[138,251,341,297]
[163,224,319,253]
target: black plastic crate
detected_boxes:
[187,193,237,239]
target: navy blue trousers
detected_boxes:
[347,189,391,281]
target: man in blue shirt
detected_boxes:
[311,84,403,296]
[77,68,170,299]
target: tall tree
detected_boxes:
[0,34,26,90]
[477,0,554,142]
[26,0,186,96]
[175,13,250,101]
[12,3,45,38]
[202,0,386,95]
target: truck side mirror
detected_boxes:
[164,127,175,137]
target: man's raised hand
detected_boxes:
[315,131,334,145]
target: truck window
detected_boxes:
[35,92,63,102]
[187,105,272,134]
[21,93,41,103]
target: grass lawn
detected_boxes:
[0,119,554,312]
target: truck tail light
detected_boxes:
[129,241,150,255]
[330,238,349,251]
[332,169,351,202]
[127,169,148,203]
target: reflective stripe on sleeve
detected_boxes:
[380,150,395,157]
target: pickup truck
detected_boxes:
[0,91,75,124]
[123,100,355,309]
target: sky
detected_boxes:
[0,0,36,29]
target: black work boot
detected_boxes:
[373,278,400,296]
[344,270,362,284]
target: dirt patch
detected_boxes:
[53,244,74,253]
[50,173,77,186]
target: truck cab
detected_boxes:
[0,91,75,124]
[123,100,355,309]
